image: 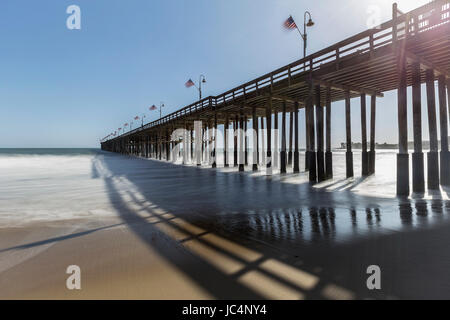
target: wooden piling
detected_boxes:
[305,107,310,171]
[260,117,265,166]
[369,95,376,175]
[316,85,325,182]
[234,117,238,167]
[212,112,217,168]
[411,62,425,192]
[266,100,272,174]
[195,121,202,166]
[274,110,279,169]
[345,90,354,179]
[396,54,409,196]
[361,94,369,176]
[252,106,258,171]
[438,75,450,186]
[224,114,229,167]
[288,111,293,166]
[325,87,333,179]
[239,107,245,172]
[281,101,287,174]
[244,116,248,166]
[293,101,300,173]
[307,80,316,182]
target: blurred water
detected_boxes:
[0,149,117,227]
[0,148,449,244]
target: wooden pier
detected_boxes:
[102,1,450,196]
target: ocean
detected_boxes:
[1,148,450,299]
[0,148,448,242]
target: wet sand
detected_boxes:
[1,150,450,299]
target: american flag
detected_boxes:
[185,79,195,88]
[149,105,157,111]
[134,116,139,120]
[124,123,128,127]
[284,16,297,29]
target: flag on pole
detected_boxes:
[149,105,157,111]
[284,16,297,29]
[185,79,195,88]
[124,123,128,127]
[134,116,139,120]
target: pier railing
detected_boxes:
[107,0,449,142]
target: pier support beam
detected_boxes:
[438,75,450,186]
[280,101,287,174]
[288,111,293,166]
[183,124,187,164]
[369,95,377,175]
[190,129,194,164]
[166,129,170,161]
[234,116,238,167]
[325,87,333,179]
[396,54,409,196]
[158,134,162,160]
[252,107,258,171]
[305,107,310,171]
[307,80,316,182]
[274,110,279,170]
[244,116,248,166]
[224,114,229,167]
[207,121,211,165]
[345,90,354,179]
[212,112,217,168]
[293,101,300,173]
[361,94,369,176]
[316,85,325,182]
[425,70,440,189]
[266,100,272,175]
[195,121,202,166]
[260,117,265,166]
[239,107,245,172]
[202,126,205,163]
[412,62,425,193]
[448,79,450,127]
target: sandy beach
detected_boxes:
[1,149,450,299]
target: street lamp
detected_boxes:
[159,102,165,120]
[303,11,314,60]
[186,75,206,100]
[285,11,315,63]
[198,75,206,100]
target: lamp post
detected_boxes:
[286,12,314,66]
[159,102,165,120]
[198,75,206,100]
[302,11,314,60]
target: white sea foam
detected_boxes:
[0,149,447,228]
[0,151,118,227]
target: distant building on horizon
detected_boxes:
[340,138,450,150]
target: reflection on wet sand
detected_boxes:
[2,150,450,299]
[89,151,449,299]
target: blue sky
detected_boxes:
[0,0,434,148]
